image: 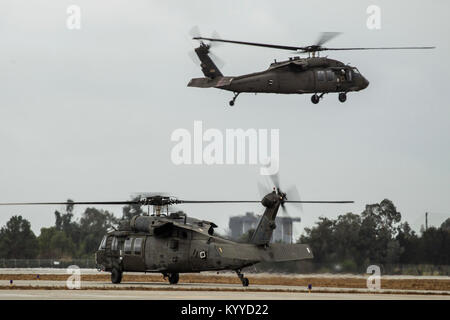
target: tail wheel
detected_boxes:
[111,268,122,284]
[168,273,179,285]
[338,92,347,103]
[242,277,249,287]
[311,94,320,104]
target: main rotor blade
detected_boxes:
[178,200,261,204]
[180,200,354,204]
[0,199,354,206]
[0,201,139,206]
[193,37,304,51]
[321,46,435,51]
[193,36,435,53]
[284,200,354,204]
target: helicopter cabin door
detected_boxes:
[165,228,191,271]
[190,241,211,271]
[122,236,146,271]
[315,69,337,92]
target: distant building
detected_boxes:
[228,212,301,243]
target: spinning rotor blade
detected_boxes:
[209,51,225,69]
[188,26,226,68]
[132,192,170,198]
[257,181,269,199]
[315,32,342,46]
[269,172,280,190]
[284,185,303,213]
[188,25,201,39]
[190,27,222,48]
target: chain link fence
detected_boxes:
[251,261,450,275]
[0,259,96,269]
[0,259,448,275]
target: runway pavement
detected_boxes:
[0,279,449,300]
[0,288,449,300]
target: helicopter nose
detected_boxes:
[361,76,369,89]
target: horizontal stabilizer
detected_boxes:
[261,243,313,262]
[187,76,233,88]
[215,243,313,263]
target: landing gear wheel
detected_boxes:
[168,273,179,285]
[311,94,320,104]
[235,269,249,287]
[111,268,122,284]
[338,92,347,103]
[229,92,240,107]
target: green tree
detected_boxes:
[419,227,449,265]
[441,218,450,232]
[37,227,58,258]
[78,208,118,256]
[49,230,75,258]
[396,222,420,264]
[37,227,75,258]
[122,196,145,220]
[0,215,38,258]
[299,217,335,263]
[333,213,361,264]
[54,199,81,247]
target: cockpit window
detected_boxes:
[353,68,360,74]
[98,236,107,250]
[134,238,143,255]
[124,238,132,254]
[346,70,353,81]
[317,70,325,81]
[326,70,335,81]
[111,237,118,251]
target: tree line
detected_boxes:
[298,199,449,271]
[0,198,448,269]
[0,199,143,259]
[239,199,449,272]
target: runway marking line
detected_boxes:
[0,284,448,296]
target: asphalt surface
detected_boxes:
[0,279,449,300]
[0,288,449,300]
[1,269,448,300]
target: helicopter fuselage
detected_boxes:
[95,213,312,275]
[226,57,368,93]
[94,191,315,286]
[188,55,369,105]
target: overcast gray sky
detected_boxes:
[0,0,449,239]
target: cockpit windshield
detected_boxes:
[353,68,360,74]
